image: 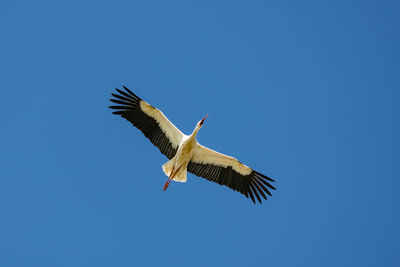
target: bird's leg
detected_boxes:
[163,166,175,191]
[163,166,181,191]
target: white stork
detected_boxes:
[109,86,276,203]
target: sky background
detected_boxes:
[1,0,399,266]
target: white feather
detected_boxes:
[140,100,184,149]
[191,144,253,175]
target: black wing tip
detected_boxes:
[111,110,126,115]
[187,162,275,204]
[269,184,277,190]
[109,98,133,106]
[109,86,144,115]
[111,86,142,102]
[121,85,140,99]
[248,170,277,204]
[254,170,275,182]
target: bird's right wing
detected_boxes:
[109,86,184,159]
[188,144,276,203]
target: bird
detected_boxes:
[109,86,276,203]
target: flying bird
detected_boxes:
[109,86,276,203]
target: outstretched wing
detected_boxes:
[188,145,276,203]
[109,86,184,159]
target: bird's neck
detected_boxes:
[189,126,200,141]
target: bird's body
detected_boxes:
[109,86,276,203]
[163,134,197,181]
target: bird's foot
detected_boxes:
[163,180,171,191]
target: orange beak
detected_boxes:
[200,114,208,125]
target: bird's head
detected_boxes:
[197,114,208,128]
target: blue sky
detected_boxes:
[1,0,399,266]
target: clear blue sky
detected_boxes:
[1,0,399,266]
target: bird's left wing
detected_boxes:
[188,144,276,203]
[109,86,184,159]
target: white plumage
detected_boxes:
[109,86,276,203]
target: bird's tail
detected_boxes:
[162,160,187,183]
